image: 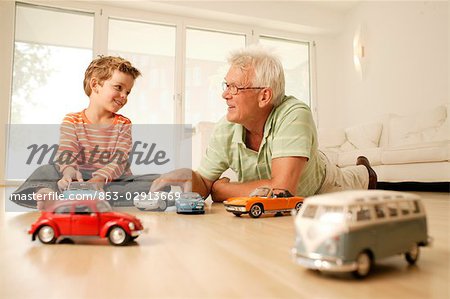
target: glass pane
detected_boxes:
[259,37,310,106]
[355,205,371,221]
[185,28,246,126]
[11,4,94,124]
[108,19,176,124]
[318,206,345,223]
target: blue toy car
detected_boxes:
[175,192,205,214]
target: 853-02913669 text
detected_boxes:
[10,191,182,202]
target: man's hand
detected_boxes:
[57,167,83,191]
[150,168,193,192]
[150,168,213,198]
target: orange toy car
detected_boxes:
[223,187,304,218]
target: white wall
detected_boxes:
[314,35,341,128]
[320,1,449,129]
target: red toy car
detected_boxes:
[29,200,144,246]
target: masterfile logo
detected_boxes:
[6,124,192,179]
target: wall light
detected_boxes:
[353,25,365,79]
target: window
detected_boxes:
[317,206,345,223]
[75,205,92,215]
[7,4,315,183]
[259,36,311,106]
[398,201,411,215]
[355,205,371,221]
[10,4,313,127]
[185,28,246,126]
[108,19,176,124]
[412,201,421,214]
[374,204,386,218]
[11,4,94,124]
[54,205,71,214]
[96,201,112,213]
[387,202,398,217]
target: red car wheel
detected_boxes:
[37,225,57,244]
[108,226,130,246]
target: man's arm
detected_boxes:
[192,170,214,198]
[210,156,307,202]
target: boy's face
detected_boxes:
[91,70,135,113]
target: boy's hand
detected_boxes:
[57,167,83,191]
[88,176,106,191]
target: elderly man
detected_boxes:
[151,45,377,201]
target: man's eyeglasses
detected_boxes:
[222,82,266,95]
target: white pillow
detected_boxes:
[345,122,383,149]
[417,105,447,130]
[422,117,449,142]
[339,141,357,152]
[389,115,419,146]
[389,105,447,146]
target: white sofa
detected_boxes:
[193,105,449,185]
[318,104,449,183]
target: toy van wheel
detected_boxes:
[249,204,263,218]
[405,243,420,265]
[352,252,372,278]
[108,226,130,246]
[295,202,303,211]
[137,207,146,211]
[37,225,57,244]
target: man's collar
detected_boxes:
[232,124,244,143]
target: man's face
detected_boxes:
[222,66,262,125]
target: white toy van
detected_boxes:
[292,190,431,278]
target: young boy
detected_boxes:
[10,56,160,210]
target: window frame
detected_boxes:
[2,0,317,182]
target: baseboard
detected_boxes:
[377,182,450,192]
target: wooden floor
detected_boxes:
[0,190,449,299]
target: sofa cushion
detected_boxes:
[422,117,449,143]
[345,122,383,149]
[382,141,449,164]
[339,141,357,151]
[388,105,448,147]
[338,147,382,167]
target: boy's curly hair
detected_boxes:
[83,56,141,96]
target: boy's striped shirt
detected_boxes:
[56,110,132,181]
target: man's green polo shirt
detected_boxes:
[198,95,326,196]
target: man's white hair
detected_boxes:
[227,44,285,107]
